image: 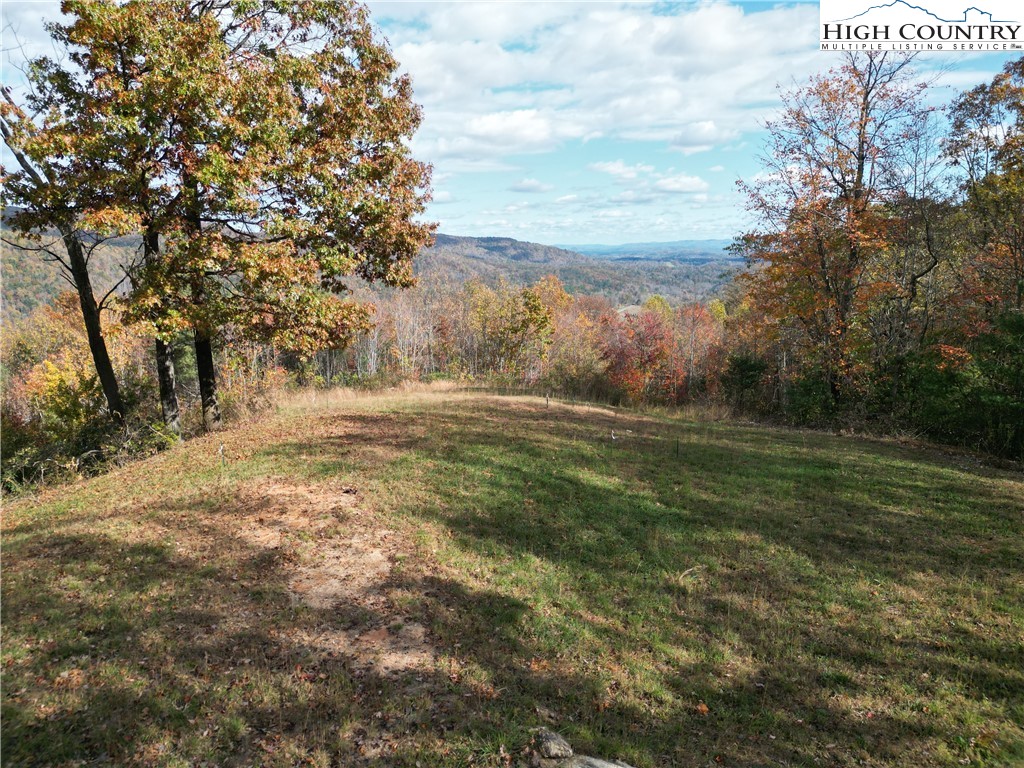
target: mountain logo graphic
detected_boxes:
[830,1,1017,24]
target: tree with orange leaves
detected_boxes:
[3,1,434,432]
[737,52,933,409]
[947,56,1024,315]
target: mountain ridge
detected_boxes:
[2,226,741,322]
[556,238,734,260]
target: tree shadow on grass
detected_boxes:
[4,397,1022,767]
[257,399,1024,765]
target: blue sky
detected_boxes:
[2,1,1018,244]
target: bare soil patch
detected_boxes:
[233,479,436,675]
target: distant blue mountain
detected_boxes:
[556,239,736,262]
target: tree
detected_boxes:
[946,56,1024,314]
[604,308,680,404]
[738,52,932,408]
[543,301,609,399]
[460,279,551,379]
[388,289,434,378]
[677,302,724,396]
[860,106,954,407]
[539,278,609,398]
[642,294,673,322]
[1,90,130,424]
[8,0,433,430]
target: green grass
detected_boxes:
[2,391,1022,767]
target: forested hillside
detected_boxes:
[2,230,738,323]
[417,234,739,305]
[0,226,133,323]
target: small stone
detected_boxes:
[535,704,559,724]
[561,758,637,768]
[532,728,574,759]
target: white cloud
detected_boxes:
[589,160,655,180]
[420,155,519,174]
[555,194,578,204]
[653,173,710,194]
[609,190,656,205]
[469,110,552,144]
[509,178,553,193]
[671,121,740,155]
[375,1,826,176]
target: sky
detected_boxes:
[1,1,1019,245]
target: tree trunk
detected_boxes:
[143,230,181,434]
[827,366,843,411]
[182,177,221,431]
[64,232,126,424]
[194,330,222,430]
[2,110,125,424]
[155,337,181,435]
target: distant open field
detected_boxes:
[2,390,1022,767]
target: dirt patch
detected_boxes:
[304,619,435,675]
[229,480,355,550]
[289,533,391,609]
[233,479,436,675]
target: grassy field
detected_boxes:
[2,390,1022,767]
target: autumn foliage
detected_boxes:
[730,53,1023,457]
[4,44,1023,490]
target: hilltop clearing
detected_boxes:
[2,390,1022,767]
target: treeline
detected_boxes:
[0,272,725,489]
[3,38,1022,491]
[310,278,724,403]
[1,210,1019,492]
[727,53,1023,459]
[328,53,1024,459]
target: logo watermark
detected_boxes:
[819,0,1022,51]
